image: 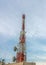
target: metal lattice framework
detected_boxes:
[16,14,26,62]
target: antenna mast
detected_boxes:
[16,14,26,62]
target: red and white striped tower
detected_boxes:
[16,14,26,62]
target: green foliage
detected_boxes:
[14,46,17,51]
[12,56,16,62]
[2,59,5,65]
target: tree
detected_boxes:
[14,46,17,51]
[12,56,16,62]
[2,59,5,65]
[12,46,18,62]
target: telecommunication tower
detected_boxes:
[16,14,26,62]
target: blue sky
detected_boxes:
[0,0,46,63]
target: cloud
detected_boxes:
[0,51,14,63]
[0,15,21,37]
[0,0,46,38]
[26,14,46,38]
[26,37,46,62]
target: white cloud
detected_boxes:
[36,55,46,60]
[0,0,46,38]
[26,14,46,38]
[0,15,21,37]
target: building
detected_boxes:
[6,62,35,65]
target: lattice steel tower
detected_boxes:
[16,14,26,62]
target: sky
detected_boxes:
[0,0,46,63]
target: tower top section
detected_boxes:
[22,14,25,31]
[22,14,25,19]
